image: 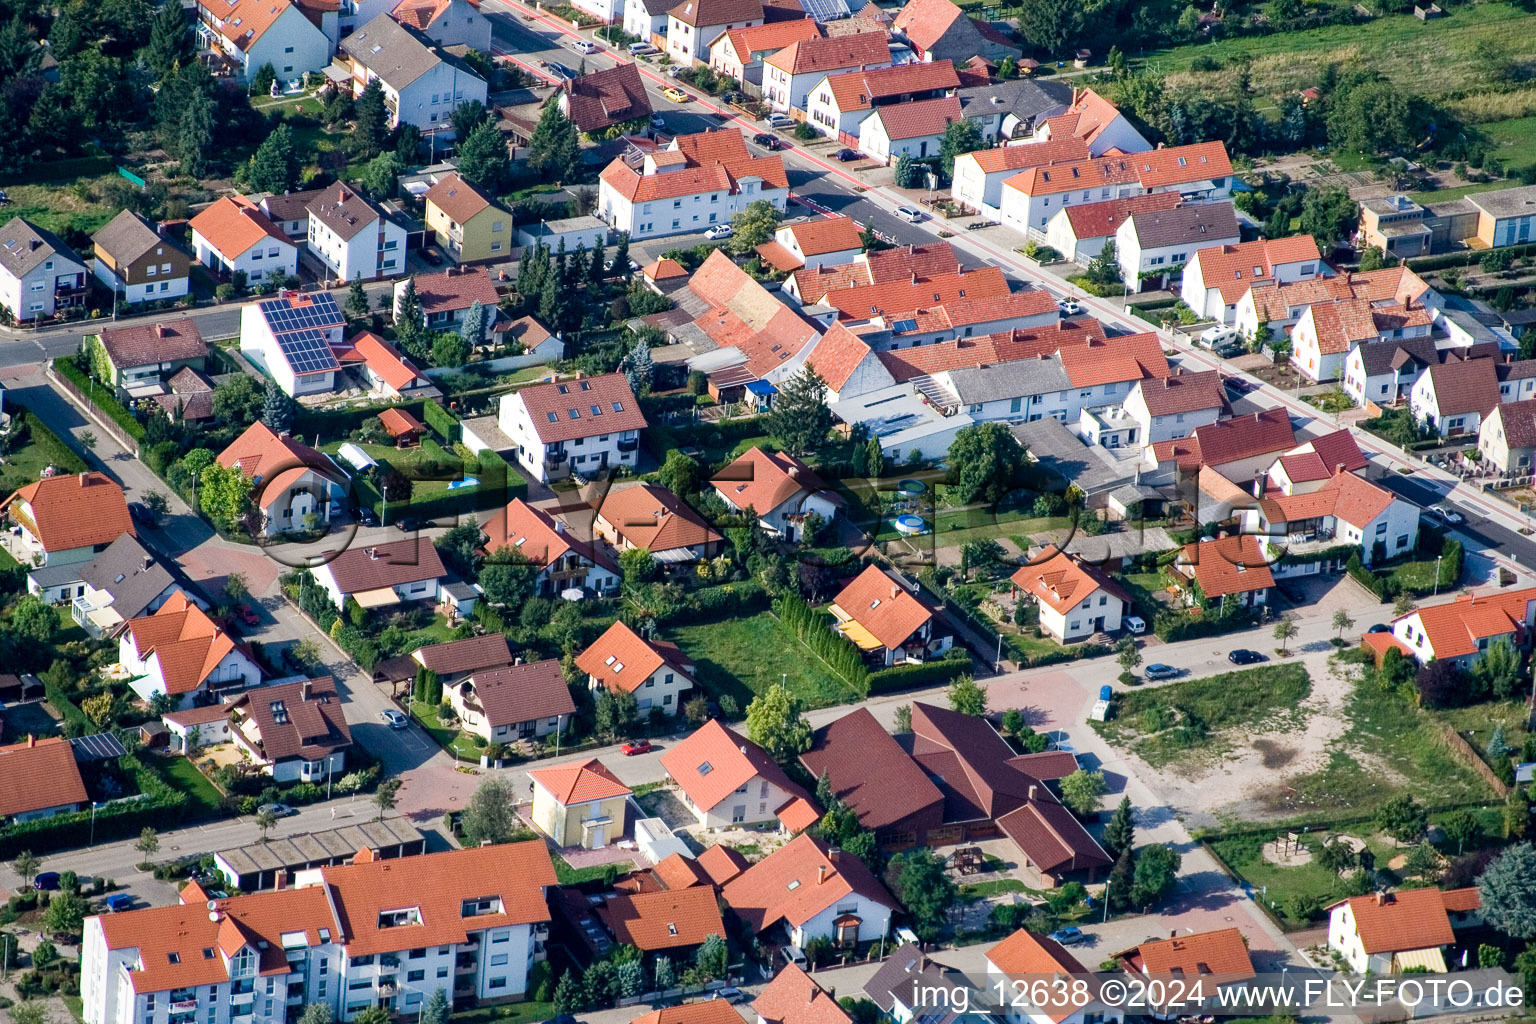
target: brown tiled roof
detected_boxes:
[3,471,134,553]
[323,537,446,594]
[514,372,646,444]
[1124,203,1239,250]
[823,59,960,112]
[424,172,499,224]
[830,565,933,650]
[576,619,694,695]
[660,719,809,813]
[1152,407,1295,471]
[1057,193,1182,243]
[755,963,852,1024]
[596,482,721,554]
[229,676,350,763]
[1135,369,1224,417]
[1010,549,1130,617]
[1327,889,1478,955]
[0,736,87,818]
[92,209,174,265]
[123,594,240,696]
[1423,357,1501,417]
[764,30,887,74]
[996,799,1111,876]
[528,757,631,804]
[463,659,575,727]
[561,63,653,133]
[597,886,725,951]
[721,833,896,932]
[800,707,944,833]
[306,185,384,242]
[907,702,1044,821]
[870,95,962,141]
[1004,750,1079,781]
[1176,535,1275,599]
[666,0,764,26]
[1490,398,1536,450]
[411,633,512,676]
[96,319,205,371]
[413,265,500,315]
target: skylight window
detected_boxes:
[168,953,181,964]
[612,401,624,412]
[612,662,625,672]
[786,879,801,890]
[698,761,713,775]
[591,405,602,416]
[604,655,616,665]
[546,412,558,423]
[568,409,581,419]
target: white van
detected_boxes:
[1199,325,1239,349]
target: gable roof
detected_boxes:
[823,59,961,113]
[76,534,181,625]
[513,372,647,443]
[630,1004,748,1024]
[869,94,963,141]
[721,832,896,931]
[876,321,1108,381]
[561,62,653,133]
[1133,141,1232,188]
[892,0,963,51]
[1176,535,1275,599]
[411,633,513,676]
[660,718,810,813]
[3,471,134,553]
[124,594,241,695]
[97,319,205,371]
[347,331,426,392]
[0,217,83,279]
[1191,236,1322,306]
[800,707,945,833]
[341,14,476,90]
[1122,203,1239,250]
[480,497,619,575]
[667,0,764,26]
[1134,369,1225,417]
[0,736,88,818]
[717,18,820,65]
[198,0,308,50]
[1397,588,1536,660]
[755,963,852,1024]
[189,196,291,259]
[1326,888,1479,954]
[217,421,342,511]
[1152,407,1295,472]
[596,482,722,554]
[461,659,575,727]
[229,676,351,763]
[986,929,1091,1022]
[1489,398,1536,450]
[423,173,498,224]
[783,215,863,256]
[597,886,725,951]
[1273,429,1367,483]
[1055,332,1169,388]
[1249,265,1433,324]
[1010,549,1131,617]
[964,138,1091,175]
[1423,357,1502,417]
[412,265,500,315]
[697,844,751,886]
[764,30,887,74]
[93,209,174,266]
[830,564,934,650]
[322,537,446,595]
[1127,927,1255,978]
[805,323,878,392]
[1260,468,1395,530]
[305,185,385,242]
[600,131,787,204]
[1058,192,1181,241]
[576,619,694,695]
[529,757,632,805]
[710,446,836,516]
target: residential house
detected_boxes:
[632,1005,750,1024]
[335,330,433,398]
[804,322,896,403]
[576,620,695,717]
[397,265,501,337]
[88,319,206,393]
[1327,888,1482,974]
[305,185,407,282]
[1409,356,1506,436]
[1009,550,1131,643]
[259,188,331,242]
[496,372,647,483]
[528,758,631,848]
[390,0,492,50]
[447,659,576,743]
[1235,265,1438,348]
[754,215,863,274]
[121,594,262,708]
[217,421,349,536]
[763,32,889,118]
[410,633,513,687]
[500,316,565,363]
[1032,86,1151,157]
[721,833,896,946]
[804,60,957,146]
[1114,202,1240,292]
[598,129,788,241]
[987,928,1124,1024]
[679,250,822,394]
[0,217,88,322]
[665,0,764,65]
[82,842,558,1024]
[799,265,1058,348]
[1263,429,1367,496]
[1043,191,1180,263]
[954,75,1074,146]
[625,0,670,47]
[830,565,951,667]
[660,718,812,828]
[597,887,726,958]
[1468,184,1536,249]
[310,536,450,609]
[189,196,298,285]
[1291,295,1437,384]
[192,0,333,83]
[1478,397,1536,473]
[709,447,843,540]
[867,943,991,1024]
[422,173,513,263]
[239,290,346,395]
[0,736,87,824]
[149,366,218,424]
[858,95,963,163]
[558,63,654,134]
[1366,587,1536,669]
[1116,928,1254,1016]
[337,15,488,136]
[1,472,135,568]
[1178,235,1325,323]
[800,707,946,848]
[892,0,1020,63]
[593,482,722,563]
[951,139,1092,223]
[227,676,352,785]
[998,141,1233,233]
[1171,534,1274,610]
[479,498,621,595]
[709,18,820,90]
[1144,407,1296,487]
[91,210,190,305]
[61,534,199,639]
[787,239,959,303]
[754,963,852,1024]
[1243,467,1420,572]
[1120,368,1225,445]
[1341,336,1439,409]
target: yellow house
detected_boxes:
[527,758,632,849]
[423,172,512,264]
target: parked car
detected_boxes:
[713,988,746,1004]
[1144,663,1182,680]
[419,247,444,266]
[128,501,158,528]
[896,206,924,224]
[835,148,859,161]
[1124,615,1146,634]
[547,61,578,80]
[704,224,734,240]
[650,113,666,128]
[380,708,409,729]
[234,603,259,627]
[355,506,379,527]
[1057,299,1084,317]
[780,945,808,967]
[1367,623,1391,633]
[1228,649,1266,665]
[661,85,689,103]
[765,114,794,129]
[395,516,423,532]
[1048,926,1085,945]
[566,38,598,53]
[1223,375,1258,395]
[620,739,654,756]
[751,133,785,150]
[33,872,60,891]
[257,803,297,818]
[104,893,134,912]
[1429,502,1464,524]
[627,42,658,55]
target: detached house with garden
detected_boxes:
[2,471,135,568]
[227,676,352,784]
[91,209,192,306]
[481,498,621,595]
[660,719,813,829]
[598,130,788,241]
[217,421,349,537]
[0,735,88,824]
[190,196,298,286]
[122,594,263,709]
[0,217,88,323]
[1010,550,1131,644]
[577,620,695,717]
[496,373,647,484]
[829,564,950,667]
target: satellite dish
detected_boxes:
[207,900,218,911]
[209,911,221,922]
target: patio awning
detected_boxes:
[353,587,402,609]
[829,605,884,652]
[651,547,694,564]
[1392,947,1447,973]
[322,64,351,83]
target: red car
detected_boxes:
[234,603,259,627]
[620,739,653,756]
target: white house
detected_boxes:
[227,676,352,784]
[1326,889,1482,974]
[803,59,958,143]
[217,421,350,536]
[857,95,961,163]
[496,372,647,483]
[660,719,812,829]
[1179,235,1325,323]
[194,0,334,83]
[1113,203,1240,293]
[81,843,557,1024]
[0,217,88,322]
[1010,550,1130,643]
[310,536,450,609]
[1291,296,1436,384]
[762,31,889,117]
[598,129,788,241]
[480,498,621,596]
[90,210,191,306]
[1479,398,1536,473]
[239,290,346,396]
[624,0,670,46]
[1122,369,1225,444]
[710,446,843,541]
[576,619,695,717]
[665,0,763,65]
[337,15,487,136]
[754,215,862,273]
[1242,468,1420,573]
[1409,356,1503,436]
[1341,336,1438,409]
[708,18,819,89]
[1031,85,1149,156]
[189,196,298,285]
[1236,265,1440,348]
[1373,587,1536,669]
[1,471,135,568]
[950,139,1091,222]
[305,185,407,283]
[390,0,492,50]
[986,928,1123,1024]
[447,660,575,742]
[121,594,262,709]
[723,834,896,947]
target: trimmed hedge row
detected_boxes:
[295,399,429,441]
[1407,242,1536,273]
[1014,640,1111,669]
[0,755,188,858]
[868,652,973,693]
[422,400,459,444]
[52,357,146,441]
[1154,605,1260,642]
[773,592,870,694]
[13,407,88,475]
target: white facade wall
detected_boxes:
[679,775,796,828]
[1180,252,1321,323]
[804,84,873,141]
[497,390,642,483]
[267,748,348,784]
[238,303,339,396]
[858,116,943,163]
[1114,219,1238,295]
[1038,588,1125,643]
[201,5,332,82]
[572,0,623,22]
[624,0,667,43]
[194,231,297,285]
[418,0,493,48]
[792,894,892,947]
[308,214,407,282]
[599,177,786,241]
[93,261,191,304]
[1121,385,1221,444]
[386,61,488,134]
[0,251,88,322]
[668,17,757,64]
[310,564,439,609]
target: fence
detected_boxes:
[1436,723,1510,797]
[48,360,142,456]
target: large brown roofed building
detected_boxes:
[800,707,945,846]
[449,659,576,742]
[227,676,351,783]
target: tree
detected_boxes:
[1317,838,1357,874]
[1130,844,1182,910]
[130,827,161,871]
[9,1003,53,1024]
[461,776,520,845]
[1116,638,1142,676]
[451,99,490,138]
[1016,0,1079,51]
[1403,841,1441,879]
[198,461,255,528]
[256,808,278,841]
[1102,797,1135,858]
[529,101,580,182]
[432,332,471,368]
[695,933,728,980]
[867,436,884,479]
[456,119,510,188]
[1479,843,1536,938]
[175,85,215,177]
[893,153,918,188]
[1416,658,1466,710]
[959,539,1005,580]
[247,123,297,194]
[12,850,39,888]
[11,596,56,642]
[621,336,654,395]
[480,550,538,606]
[375,776,402,821]
[1441,809,1479,854]
[893,704,912,733]
[1272,615,1299,655]
[1085,240,1121,286]
[436,522,484,580]
[729,199,783,253]
[1331,609,1355,640]
[1298,186,1359,250]
[745,683,813,763]
[946,674,988,717]
[651,955,676,991]
[1476,637,1523,701]
[947,423,1024,504]
[145,0,194,76]
[1059,769,1107,816]
[351,79,389,159]
[44,887,89,935]
[1358,246,1387,272]
[618,547,659,585]
[249,61,277,97]
[890,849,956,941]
[594,689,638,741]
[1376,793,1428,845]
[261,379,296,434]
[360,151,405,199]
[1394,591,1417,617]
[352,1009,390,1024]
[657,450,702,497]
[459,300,487,349]
[766,369,833,456]
[1491,724,1512,762]
[297,1005,335,1024]
[1106,844,1134,911]
[346,277,371,321]
[939,119,983,176]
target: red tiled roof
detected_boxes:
[1176,535,1275,599]
[710,446,836,516]
[653,852,710,891]
[816,265,1010,322]
[561,62,653,133]
[986,929,1090,1022]
[1132,141,1232,189]
[97,319,205,370]
[1010,549,1130,616]
[660,719,809,813]
[696,844,750,886]
[412,266,499,315]
[823,59,960,113]
[806,323,875,391]
[764,30,887,74]
[717,18,820,66]
[784,215,863,256]
[513,372,646,443]
[124,594,240,696]
[1058,192,1182,241]
[1005,154,1140,198]
[1191,236,1323,306]
[0,736,87,818]
[777,795,821,832]
[720,833,896,932]
[831,564,933,650]
[529,757,632,804]
[876,321,1108,381]
[378,407,424,438]
[1132,927,1255,978]
[630,1004,747,1024]
[598,886,725,951]
[217,422,341,512]
[1007,141,1229,197]
[891,0,962,53]
[1327,889,1480,955]
[754,963,852,1024]
[964,138,1091,174]
[576,619,694,695]
[1260,468,1395,530]
[1397,588,1536,660]
[596,482,721,554]
[1056,331,1169,388]
[600,130,787,203]
[870,95,962,141]
[643,258,690,281]
[189,196,290,259]
[3,471,133,553]
[349,331,425,393]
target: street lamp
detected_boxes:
[1434,553,1443,596]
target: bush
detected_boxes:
[52,357,146,441]
[867,651,973,694]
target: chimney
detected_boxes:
[143,555,154,571]
[353,847,377,864]
[554,520,565,534]
[79,472,89,485]
[275,872,287,890]
[1253,472,1265,499]
[1336,463,1346,475]
[301,678,312,701]
[514,656,522,666]
[817,864,828,885]
[367,547,378,560]
[891,585,899,598]
[1027,784,1037,801]
[156,324,170,338]
[27,734,35,748]
[1376,891,1388,906]
[339,187,348,202]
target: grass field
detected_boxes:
[0,178,124,237]
[1209,829,1402,928]
[410,700,481,760]
[1436,699,1529,762]
[1407,180,1512,203]
[1481,116,1536,172]
[153,754,227,817]
[669,610,864,709]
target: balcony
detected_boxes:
[456,955,477,974]
[616,438,639,453]
[543,452,568,468]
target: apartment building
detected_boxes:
[305,186,407,282]
[598,130,787,241]
[497,372,647,482]
[998,141,1233,232]
[337,15,487,135]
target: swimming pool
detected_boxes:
[448,477,480,490]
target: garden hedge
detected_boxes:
[52,357,146,441]
[294,399,429,441]
[868,652,974,693]
[422,400,459,444]
[0,756,189,858]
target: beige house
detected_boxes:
[528,758,632,849]
[1478,398,1536,473]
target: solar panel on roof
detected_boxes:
[70,732,129,762]
[277,327,340,375]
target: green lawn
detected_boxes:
[152,754,226,817]
[0,178,123,237]
[836,478,1071,545]
[553,854,617,884]
[451,1001,556,1024]
[669,610,864,710]
[959,878,1029,899]
[410,700,481,760]
[1480,117,1536,173]
[1118,571,1172,620]
[1408,180,1513,204]
[1209,830,1401,928]
[1436,699,1529,763]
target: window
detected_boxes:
[490,954,509,967]
[488,979,507,990]
[147,264,157,276]
[406,970,425,982]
